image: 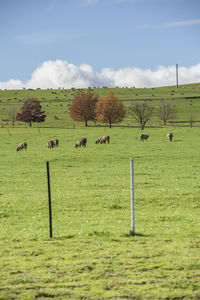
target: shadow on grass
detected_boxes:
[46,231,149,241]
[51,234,75,240]
[123,231,149,238]
[88,230,111,237]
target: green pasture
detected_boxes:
[0,83,200,128]
[0,125,200,299]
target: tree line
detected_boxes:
[15,89,175,129]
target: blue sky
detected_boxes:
[0,0,200,88]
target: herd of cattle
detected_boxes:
[16,133,173,151]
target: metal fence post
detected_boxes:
[46,161,53,238]
[130,158,135,235]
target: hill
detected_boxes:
[1,83,200,298]
[0,83,200,128]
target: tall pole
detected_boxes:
[176,64,179,88]
[46,161,53,238]
[130,158,135,235]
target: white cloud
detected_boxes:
[139,19,200,30]
[24,60,109,89]
[163,19,200,28]
[100,64,200,88]
[0,79,24,90]
[0,60,200,90]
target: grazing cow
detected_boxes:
[16,142,27,151]
[100,136,110,144]
[45,140,54,149]
[95,136,102,144]
[74,137,87,148]
[140,133,150,141]
[167,133,173,142]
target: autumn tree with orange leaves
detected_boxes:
[69,89,98,127]
[95,91,126,128]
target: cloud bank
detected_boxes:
[0,60,200,90]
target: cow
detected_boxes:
[167,133,173,142]
[140,133,150,141]
[74,137,87,148]
[16,142,27,151]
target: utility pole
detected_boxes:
[176,64,179,88]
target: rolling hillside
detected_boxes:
[0,83,200,128]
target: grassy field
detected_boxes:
[0,83,200,128]
[1,122,200,299]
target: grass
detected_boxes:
[1,123,200,299]
[0,83,200,128]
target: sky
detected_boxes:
[0,0,200,89]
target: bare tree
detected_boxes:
[158,103,175,126]
[8,106,18,126]
[129,103,154,130]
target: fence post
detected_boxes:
[46,161,53,238]
[130,158,135,235]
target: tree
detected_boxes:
[95,91,126,128]
[16,98,46,127]
[158,103,175,126]
[8,106,17,126]
[129,103,154,130]
[69,89,98,127]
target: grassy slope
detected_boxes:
[0,123,200,299]
[0,83,200,128]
